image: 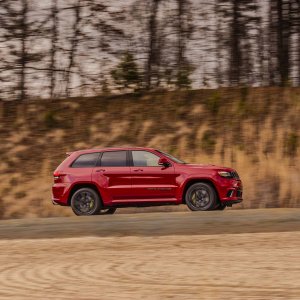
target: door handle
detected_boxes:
[96,169,106,172]
[133,169,143,172]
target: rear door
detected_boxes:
[69,152,100,183]
[129,150,177,201]
[92,150,131,205]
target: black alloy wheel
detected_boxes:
[71,188,101,216]
[185,182,217,211]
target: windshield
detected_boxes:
[156,150,186,164]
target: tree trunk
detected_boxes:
[50,0,58,99]
[65,0,81,97]
[145,0,160,90]
[297,0,300,86]
[215,0,222,86]
[277,0,290,86]
[229,0,241,85]
[20,0,28,101]
[177,0,184,73]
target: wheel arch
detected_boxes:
[67,183,103,206]
[181,178,220,204]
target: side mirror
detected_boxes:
[158,157,170,167]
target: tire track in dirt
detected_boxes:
[0,231,300,299]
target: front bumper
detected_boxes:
[218,179,243,206]
[221,199,243,207]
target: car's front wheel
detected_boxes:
[185,182,217,211]
[99,208,117,215]
[71,188,102,216]
[215,203,226,210]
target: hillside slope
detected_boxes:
[0,87,299,218]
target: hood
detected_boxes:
[185,164,233,171]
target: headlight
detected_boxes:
[218,171,232,178]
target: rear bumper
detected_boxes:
[52,183,71,206]
[52,198,68,206]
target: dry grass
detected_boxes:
[0,87,299,219]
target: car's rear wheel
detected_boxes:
[99,207,117,215]
[71,188,101,216]
[185,182,217,211]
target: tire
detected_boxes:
[71,188,102,216]
[215,203,226,210]
[185,182,217,211]
[98,207,117,215]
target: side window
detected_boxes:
[71,153,100,168]
[100,151,127,167]
[132,151,160,167]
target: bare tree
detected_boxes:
[19,0,28,101]
[228,0,242,85]
[298,0,300,85]
[64,0,82,97]
[0,0,46,101]
[49,0,58,99]
[269,0,291,86]
[89,0,125,91]
[145,0,161,90]
[175,0,193,88]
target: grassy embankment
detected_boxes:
[0,87,299,219]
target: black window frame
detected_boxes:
[97,150,129,167]
[155,150,186,164]
[70,152,101,168]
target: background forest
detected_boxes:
[1,0,300,100]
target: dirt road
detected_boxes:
[0,209,299,299]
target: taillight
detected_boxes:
[53,172,65,183]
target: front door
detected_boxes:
[130,150,177,201]
[92,150,131,205]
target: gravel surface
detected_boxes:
[0,209,299,299]
[0,208,299,239]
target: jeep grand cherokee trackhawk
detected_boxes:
[52,147,243,215]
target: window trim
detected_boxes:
[97,150,130,167]
[70,152,101,168]
[155,149,186,164]
[96,152,103,167]
[129,150,172,167]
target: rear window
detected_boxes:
[100,151,127,167]
[71,153,100,168]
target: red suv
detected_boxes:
[52,147,243,215]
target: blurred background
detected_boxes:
[0,0,299,218]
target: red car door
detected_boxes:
[129,150,177,202]
[92,150,131,205]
